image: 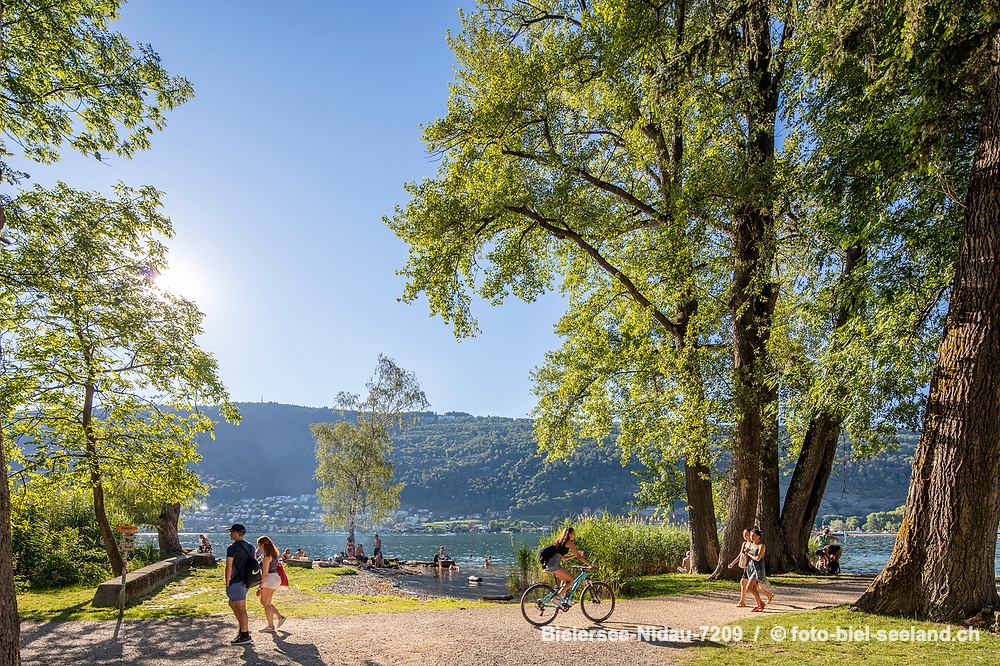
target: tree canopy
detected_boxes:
[0,182,238,575]
[313,356,428,542]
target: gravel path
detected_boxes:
[19,576,873,666]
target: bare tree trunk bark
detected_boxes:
[0,0,21,658]
[712,3,782,580]
[854,33,1000,621]
[0,425,21,666]
[772,246,863,573]
[155,503,184,555]
[685,455,719,573]
[773,412,842,572]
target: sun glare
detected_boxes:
[154,259,217,309]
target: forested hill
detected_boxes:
[194,402,643,517]
[194,402,915,519]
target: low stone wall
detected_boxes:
[283,558,316,568]
[92,550,217,608]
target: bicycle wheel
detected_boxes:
[580,581,615,622]
[520,583,560,626]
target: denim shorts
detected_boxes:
[226,581,248,602]
[543,554,563,573]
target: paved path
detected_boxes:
[19,577,873,666]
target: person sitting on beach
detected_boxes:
[374,551,385,568]
[198,534,213,554]
[281,548,291,562]
[346,541,356,559]
[294,547,307,560]
[433,546,450,563]
[817,544,842,575]
[355,543,366,563]
[678,551,691,573]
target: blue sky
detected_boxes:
[24,1,566,417]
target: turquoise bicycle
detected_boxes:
[520,566,615,626]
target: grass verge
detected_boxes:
[684,606,1000,665]
[620,573,739,599]
[18,564,484,622]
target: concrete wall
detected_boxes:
[92,551,217,608]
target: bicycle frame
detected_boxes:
[539,569,588,606]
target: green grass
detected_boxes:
[620,573,740,599]
[17,563,484,622]
[618,572,846,600]
[684,606,1000,665]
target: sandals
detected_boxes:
[765,593,775,605]
[736,602,747,607]
[750,604,765,612]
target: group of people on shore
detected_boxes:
[224,524,288,646]
[344,533,384,566]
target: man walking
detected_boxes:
[225,524,253,645]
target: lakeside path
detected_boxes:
[19,576,873,666]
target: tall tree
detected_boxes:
[0,3,191,662]
[0,183,238,577]
[313,356,428,543]
[825,0,1000,620]
[387,0,798,578]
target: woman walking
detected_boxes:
[744,528,770,612]
[255,536,287,632]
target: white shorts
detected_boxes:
[261,572,281,590]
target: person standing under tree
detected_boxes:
[225,524,254,645]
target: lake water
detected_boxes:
[838,533,1000,576]
[145,531,1000,600]
[165,531,542,600]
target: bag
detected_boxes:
[240,541,262,588]
[538,544,557,566]
[738,551,748,568]
[276,560,289,587]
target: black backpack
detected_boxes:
[537,544,557,566]
[239,541,262,588]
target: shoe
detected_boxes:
[259,627,276,633]
[556,597,572,611]
[231,633,253,645]
[275,615,286,630]
[736,602,747,607]
[766,594,775,605]
[750,605,764,612]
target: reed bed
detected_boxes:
[550,515,690,592]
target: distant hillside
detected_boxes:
[193,402,914,520]
[194,403,643,517]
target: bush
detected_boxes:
[542,515,689,593]
[11,487,112,587]
[508,544,540,595]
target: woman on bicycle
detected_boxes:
[540,527,593,609]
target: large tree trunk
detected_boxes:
[772,246,864,573]
[0,425,21,666]
[854,33,1000,621]
[684,455,719,573]
[773,412,842,572]
[0,0,21,658]
[712,4,782,580]
[155,503,184,555]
